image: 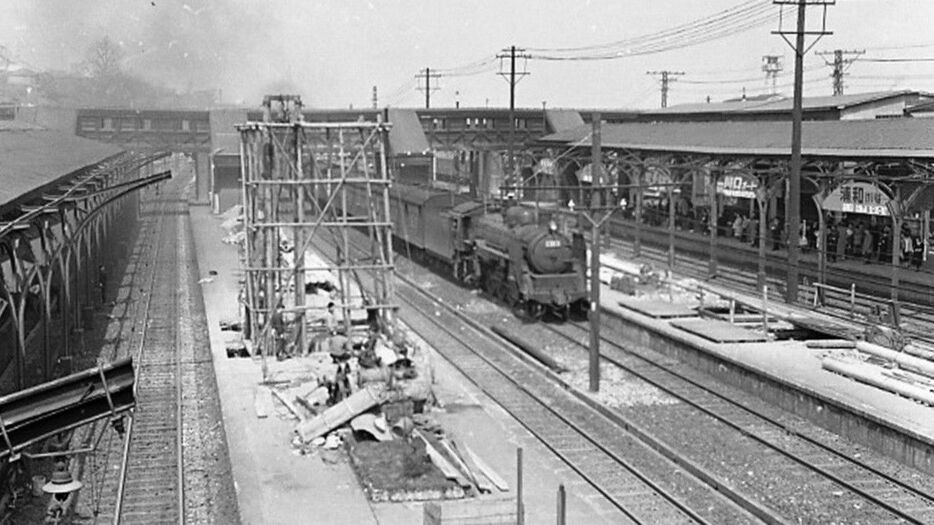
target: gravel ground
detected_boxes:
[393,259,931,524]
[178,208,241,525]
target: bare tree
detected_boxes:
[86,37,122,80]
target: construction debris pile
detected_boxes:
[256,324,509,502]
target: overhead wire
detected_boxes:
[526,0,769,53]
[529,1,780,61]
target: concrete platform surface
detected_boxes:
[616,296,699,319]
[670,318,769,343]
[189,206,625,524]
[601,282,934,445]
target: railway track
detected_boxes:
[312,231,765,523]
[115,195,184,524]
[315,214,934,523]
[539,319,934,524]
[393,272,770,524]
[87,191,185,524]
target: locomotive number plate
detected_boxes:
[544,240,562,248]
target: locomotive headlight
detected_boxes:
[549,220,558,233]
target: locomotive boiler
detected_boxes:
[468,204,589,319]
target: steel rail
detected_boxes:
[314,231,771,525]
[550,319,934,525]
[112,186,183,525]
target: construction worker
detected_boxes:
[271,300,289,360]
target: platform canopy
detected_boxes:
[539,118,934,160]
[0,122,123,212]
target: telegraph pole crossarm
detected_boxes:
[815,49,864,95]
[646,70,685,108]
[415,67,442,109]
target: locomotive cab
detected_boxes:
[444,201,485,282]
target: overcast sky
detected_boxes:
[1,0,932,109]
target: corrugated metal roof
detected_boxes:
[387,108,430,155]
[0,128,123,209]
[539,119,934,159]
[649,90,929,116]
[209,109,249,155]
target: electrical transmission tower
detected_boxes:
[497,45,531,187]
[646,70,685,108]
[762,55,784,95]
[816,49,864,95]
[415,67,442,108]
[773,0,834,304]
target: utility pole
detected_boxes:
[577,113,616,393]
[762,55,784,95]
[774,0,833,304]
[646,70,685,108]
[816,49,864,95]
[415,67,441,108]
[371,85,378,109]
[497,45,531,189]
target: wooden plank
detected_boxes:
[253,386,273,418]
[414,430,469,487]
[271,388,305,421]
[449,439,494,494]
[439,439,480,489]
[462,443,509,492]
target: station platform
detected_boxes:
[599,250,934,475]
[188,206,624,525]
[611,219,934,306]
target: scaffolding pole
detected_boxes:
[237,95,395,361]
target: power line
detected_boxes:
[530,1,781,61]
[861,57,934,63]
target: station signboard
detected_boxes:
[822,181,890,216]
[716,173,758,199]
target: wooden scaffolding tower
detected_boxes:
[238,95,395,358]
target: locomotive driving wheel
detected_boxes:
[527,302,546,320]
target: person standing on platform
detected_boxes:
[902,227,913,267]
[732,214,744,240]
[836,221,848,262]
[852,222,864,258]
[862,227,875,264]
[770,217,782,251]
[879,225,891,262]
[912,234,925,270]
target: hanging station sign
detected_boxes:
[716,173,758,199]
[822,181,891,216]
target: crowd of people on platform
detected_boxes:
[625,196,929,271]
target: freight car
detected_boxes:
[338,183,589,320]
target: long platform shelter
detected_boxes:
[0,120,168,392]
[537,118,934,309]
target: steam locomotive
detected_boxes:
[340,182,589,320]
